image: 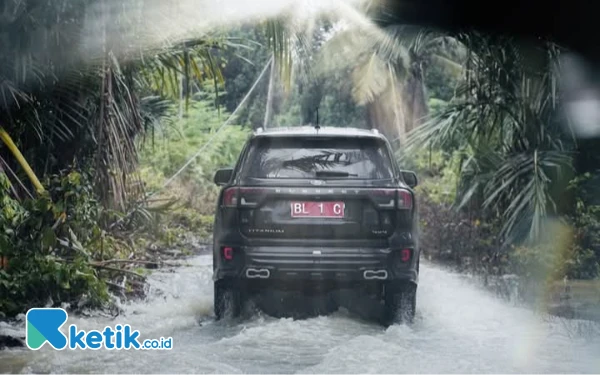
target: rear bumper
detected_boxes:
[214,245,418,285]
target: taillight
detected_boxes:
[238,187,267,207]
[222,187,269,207]
[401,248,412,262]
[397,189,413,210]
[371,189,397,209]
[393,249,413,267]
[223,247,233,260]
[370,189,397,196]
[222,188,238,207]
[370,188,413,210]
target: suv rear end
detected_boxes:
[212,126,419,325]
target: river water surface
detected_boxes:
[1,254,599,374]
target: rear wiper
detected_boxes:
[315,170,358,178]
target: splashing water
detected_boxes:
[1,253,599,374]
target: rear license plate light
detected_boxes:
[290,201,345,218]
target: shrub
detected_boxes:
[399,148,460,205]
[510,175,600,282]
[139,97,249,235]
[0,171,109,318]
[418,193,507,275]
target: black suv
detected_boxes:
[212,126,420,325]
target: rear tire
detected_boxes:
[214,279,244,320]
[383,281,417,325]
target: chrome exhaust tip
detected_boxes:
[246,268,271,279]
[363,270,388,280]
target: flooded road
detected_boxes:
[1,254,599,374]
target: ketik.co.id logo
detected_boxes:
[26,308,173,350]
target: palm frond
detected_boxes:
[408,33,573,244]
[265,18,295,92]
[351,52,390,105]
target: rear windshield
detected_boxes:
[242,137,395,180]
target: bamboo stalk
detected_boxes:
[0,127,45,193]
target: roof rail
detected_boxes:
[371,128,379,135]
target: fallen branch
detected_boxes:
[96,259,152,266]
[90,264,147,280]
[94,259,182,267]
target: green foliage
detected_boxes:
[272,102,303,127]
[0,0,239,317]
[139,96,248,239]
[505,168,600,282]
[0,0,230,212]
[408,34,570,244]
[220,24,369,129]
[45,171,100,245]
[140,97,250,188]
[271,75,367,128]
[167,208,215,240]
[418,191,506,275]
[563,174,600,279]
[419,170,600,281]
[219,26,271,128]
[425,60,460,101]
[427,98,449,117]
[399,148,459,205]
[509,216,600,282]
[0,171,108,318]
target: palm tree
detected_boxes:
[406,32,573,244]
[258,2,461,139]
[0,0,228,211]
[301,16,464,143]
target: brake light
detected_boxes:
[370,189,396,209]
[397,189,413,210]
[238,187,267,207]
[370,188,413,209]
[222,188,238,207]
[401,249,411,262]
[223,247,233,260]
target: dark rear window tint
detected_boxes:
[242,137,394,180]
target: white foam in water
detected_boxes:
[1,255,599,374]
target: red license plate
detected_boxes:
[290,201,345,218]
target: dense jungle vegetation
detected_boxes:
[1,0,599,319]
